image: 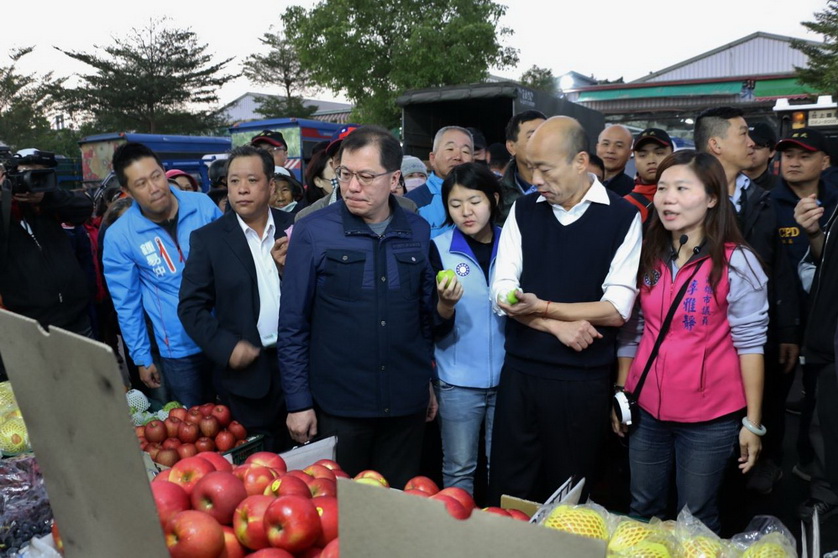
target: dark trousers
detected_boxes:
[760,346,796,462]
[487,364,611,505]
[317,410,426,490]
[219,349,292,453]
[811,362,838,504]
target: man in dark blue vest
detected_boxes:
[488,116,642,504]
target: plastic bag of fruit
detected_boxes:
[537,501,614,542]
[0,454,53,556]
[606,516,677,557]
[671,507,733,558]
[730,516,797,557]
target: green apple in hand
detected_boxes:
[436,269,456,288]
[506,290,519,305]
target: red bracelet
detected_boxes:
[543,301,551,318]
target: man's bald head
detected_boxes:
[527,117,592,209]
[596,125,633,179]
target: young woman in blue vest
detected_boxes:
[612,150,768,533]
[429,162,506,495]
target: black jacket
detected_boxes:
[739,182,800,345]
[178,208,294,400]
[803,203,838,363]
[498,159,527,226]
[0,189,92,328]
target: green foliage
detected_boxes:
[520,65,557,96]
[57,18,236,135]
[792,0,838,95]
[0,47,81,154]
[283,0,518,128]
[254,96,318,119]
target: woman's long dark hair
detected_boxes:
[639,150,747,291]
[304,150,331,204]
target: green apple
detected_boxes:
[436,269,456,288]
[506,290,519,305]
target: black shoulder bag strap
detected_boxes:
[632,259,706,398]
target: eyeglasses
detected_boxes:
[335,166,393,186]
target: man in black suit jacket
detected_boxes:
[179,145,294,452]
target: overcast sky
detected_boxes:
[2,0,829,108]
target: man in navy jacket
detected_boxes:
[278,126,437,489]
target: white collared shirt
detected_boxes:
[731,173,751,214]
[236,211,280,347]
[491,176,642,320]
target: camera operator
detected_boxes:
[0,149,94,336]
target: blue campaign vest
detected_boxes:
[432,227,505,388]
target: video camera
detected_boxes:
[1,150,58,195]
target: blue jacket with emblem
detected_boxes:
[103,188,222,367]
[278,197,435,417]
[432,227,505,389]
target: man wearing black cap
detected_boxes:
[744,123,778,191]
[467,127,489,165]
[624,128,673,224]
[251,130,289,168]
[0,150,94,336]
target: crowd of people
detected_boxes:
[1,106,837,537]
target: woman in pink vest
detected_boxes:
[612,150,768,533]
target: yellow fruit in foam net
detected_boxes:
[742,539,792,558]
[607,520,657,553]
[628,540,672,558]
[542,505,609,541]
[680,535,723,558]
[0,417,29,454]
[0,382,16,409]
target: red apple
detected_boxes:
[198,451,234,473]
[232,464,250,481]
[437,486,476,511]
[303,464,337,483]
[321,537,339,558]
[144,420,167,443]
[404,475,439,495]
[162,437,182,450]
[165,416,182,439]
[235,439,247,447]
[178,421,200,444]
[186,408,205,425]
[506,509,530,521]
[135,425,146,439]
[312,496,338,547]
[243,466,280,496]
[429,493,471,520]
[353,470,388,487]
[150,480,190,530]
[196,437,216,453]
[298,548,323,558]
[200,402,216,417]
[228,421,248,440]
[313,459,342,472]
[165,510,225,558]
[233,495,274,550]
[146,443,162,460]
[285,469,315,487]
[211,404,233,428]
[200,415,221,438]
[308,477,337,499]
[220,525,246,558]
[482,506,511,517]
[155,448,181,467]
[191,471,248,525]
[155,469,172,483]
[264,495,322,554]
[169,407,188,421]
[177,443,199,460]
[215,430,236,452]
[168,456,216,496]
[332,469,350,479]
[244,451,287,474]
[404,489,431,498]
[248,549,295,558]
[264,474,311,498]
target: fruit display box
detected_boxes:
[338,477,607,557]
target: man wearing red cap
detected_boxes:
[251,130,289,168]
